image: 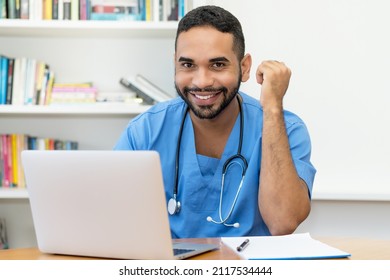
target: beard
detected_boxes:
[175,74,242,120]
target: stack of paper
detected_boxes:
[222,233,351,260]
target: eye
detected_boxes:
[212,62,225,69]
[181,62,193,68]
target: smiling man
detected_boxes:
[115,5,316,238]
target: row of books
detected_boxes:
[50,82,98,104]
[0,0,194,21]
[0,134,78,188]
[1,54,175,106]
[0,54,104,105]
[0,55,54,105]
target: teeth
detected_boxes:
[195,93,215,100]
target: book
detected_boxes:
[0,134,3,185]
[10,134,18,187]
[11,57,23,105]
[58,0,63,20]
[50,83,97,104]
[34,61,46,105]
[52,0,59,20]
[90,12,140,20]
[7,0,16,19]
[90,0,141,20]
[43,0,52,19]
[38,64,50,105]
[20,0,28,19]
[0,0,6,19]
[44,70,55,105]
[0,55,9,105]
[71,0,79,20]
[1,135,10,187]
[119,74,172,105]
[221,233,351,260]
[5,58,13,105]
[135,74,173,100]
[24,58,37,105]
[120,77,154,105]
[63,0,71,20]
[79,0,87,20]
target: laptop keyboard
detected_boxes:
[173,248,195,256]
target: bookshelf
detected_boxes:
[0,19,178,38]
[0,103,151,115]
[0,16,179,248]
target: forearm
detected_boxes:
[259,106,310,236]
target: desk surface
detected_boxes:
[1,237,390,260]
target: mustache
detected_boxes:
[183,86,227,93]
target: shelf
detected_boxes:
[0,103,151,116]
[0,188,29,199]
[0,19,178,38]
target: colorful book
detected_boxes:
[43,0,53,19]
[1,135,10,187]
[79,0,87,20]
[0,55,9,105]
[10,134,18,187]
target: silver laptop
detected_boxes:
[21,150,218,260]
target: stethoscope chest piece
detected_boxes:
[168,197,181,215]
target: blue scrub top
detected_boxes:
[114,92,316,238]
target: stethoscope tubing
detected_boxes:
[170,94,248,225]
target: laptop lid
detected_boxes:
[21,150,218,260]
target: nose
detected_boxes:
[192,68,214,89]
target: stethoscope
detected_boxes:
[167,94,248,228]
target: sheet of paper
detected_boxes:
[222,233,351,260]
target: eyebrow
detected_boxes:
[178,56,230,63]
[178,57,194,62]
[209,57,230,63]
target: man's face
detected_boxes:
[174,27,243,119]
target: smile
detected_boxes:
[194,93,216,100]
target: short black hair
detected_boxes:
[175,5,245,61]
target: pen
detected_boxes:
[236,238,250,252]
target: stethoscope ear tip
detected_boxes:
[206,216,212,222]
[233,223,240,228]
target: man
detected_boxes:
[115,5,316,238]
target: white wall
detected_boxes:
[210,0,390,200]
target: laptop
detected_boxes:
[21,150,218,260]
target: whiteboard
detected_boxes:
[212,0,390,200]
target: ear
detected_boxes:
[240,54,252,82]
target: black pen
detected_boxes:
[236,238,250,252]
